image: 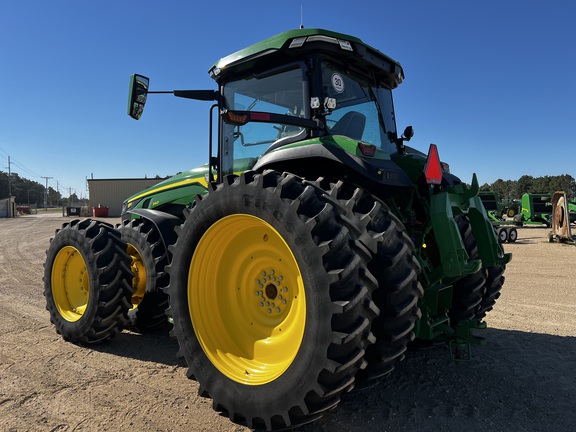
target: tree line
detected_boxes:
[480,174,576,201]
[3,170,574,208]
[0,171,84,207]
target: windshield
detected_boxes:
[221,65,308,174]
[322,61,397,153]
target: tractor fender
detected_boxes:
[125,208,182,253]
[254,142,413,188]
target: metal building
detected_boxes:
[87,178,166,217]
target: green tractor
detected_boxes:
[44,28,511,431]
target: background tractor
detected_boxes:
[44,28,511,431]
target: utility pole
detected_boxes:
[41,176,53,210]
[7,156,12,198]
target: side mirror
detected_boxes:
[402,125,414,141]
[128,74,150,120]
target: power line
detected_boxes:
[1,146,75,199]
[0,146,44,178]
[10,159,43,178]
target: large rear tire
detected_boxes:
[315,178,423,385]
[166,170,377,431]
[117,218,170,332]
[43,219,133,344]
[449,215,487,326]
[475,264,506,320]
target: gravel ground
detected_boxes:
[1,215,574,432]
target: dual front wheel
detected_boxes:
[44,217,172,344]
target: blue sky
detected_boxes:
[1,1,575,199]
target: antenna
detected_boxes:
[300,5,304,29]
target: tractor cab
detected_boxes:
[211,29,407,177]
[129,29,414,186]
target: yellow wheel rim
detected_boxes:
[127,243,146,310]
[189,214,306,385]
[51,246,90,322]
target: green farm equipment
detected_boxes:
[44,28,511,430]
[478,191,502,222]
[520,193,553,226]
[478,190,519,243]
[570,197,576,225]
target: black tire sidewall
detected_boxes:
[169,178,339,414]
[44,224,105,341]
[118,220,159,293]
[118,219,170,331]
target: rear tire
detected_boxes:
[43,219,133,344]
[315,178,423,385]
[449,215,487,326]
[475,264,506,320]
[117,218,170,332]
[166,171,377,431]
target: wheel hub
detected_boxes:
[255,269,290,317]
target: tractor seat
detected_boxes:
[330,111,366,141]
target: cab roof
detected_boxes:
[209,28,404,89]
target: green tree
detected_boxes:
[516,175,534,196]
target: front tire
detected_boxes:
[43,219,133,344]
[117,218,171,332]
[166,171,377,431]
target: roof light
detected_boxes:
[289,37,307,48]
[306,35,338,44]
[338,40,353,51]
[288,35,354,51]
[424,144,443,185]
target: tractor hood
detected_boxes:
[122,165,209,215]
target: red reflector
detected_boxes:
[358,142,376,157]
[251,112,271,121]
[424,144,443,185]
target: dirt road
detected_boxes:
[1,215,574,432]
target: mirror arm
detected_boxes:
[172,90,222,103]
[147,90,223,104]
